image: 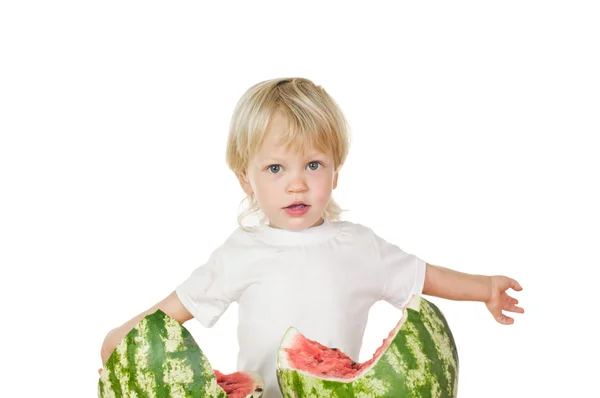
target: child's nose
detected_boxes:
[286,175,308,193]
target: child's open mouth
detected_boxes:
[284,203,310,216]
[286,204,308,209]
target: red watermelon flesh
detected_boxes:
[215,370,264,397]
[281,319,399,379]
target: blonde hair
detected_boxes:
[226,77,351,230]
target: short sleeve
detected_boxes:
[373,231,427,309]
[175,246,233,328]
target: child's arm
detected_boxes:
[100,290,193,367]
[422,263,524,325]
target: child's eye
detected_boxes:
[307,161,322,171]
[267,165,282,174]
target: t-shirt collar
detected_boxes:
[253,219,341,246]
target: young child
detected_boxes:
[99,77,524,397]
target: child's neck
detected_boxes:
[268,218,325,230]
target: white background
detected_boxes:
[1,1,598,397]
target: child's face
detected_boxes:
[238,112,338,231]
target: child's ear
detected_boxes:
[237,172,253,196]
[333,171,339,190]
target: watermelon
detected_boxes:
[276,295,459,397]
[98,309,264,398]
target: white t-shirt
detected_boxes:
[176,219,427,398]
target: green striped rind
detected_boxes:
[98,310,227,398]
[277,297,459,398]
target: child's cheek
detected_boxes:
[257,180,280,206]
[313,182,334,206]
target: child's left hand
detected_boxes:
[485,276,524,325]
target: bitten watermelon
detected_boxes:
[276,295,459,397]
[98,309,264,398]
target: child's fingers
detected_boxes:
[495,313,515,325]
[503,302,525,314]
[502,295,523,312]
[98,368,103,376]
[509,278,523,291]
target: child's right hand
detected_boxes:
[98,290,194,376]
